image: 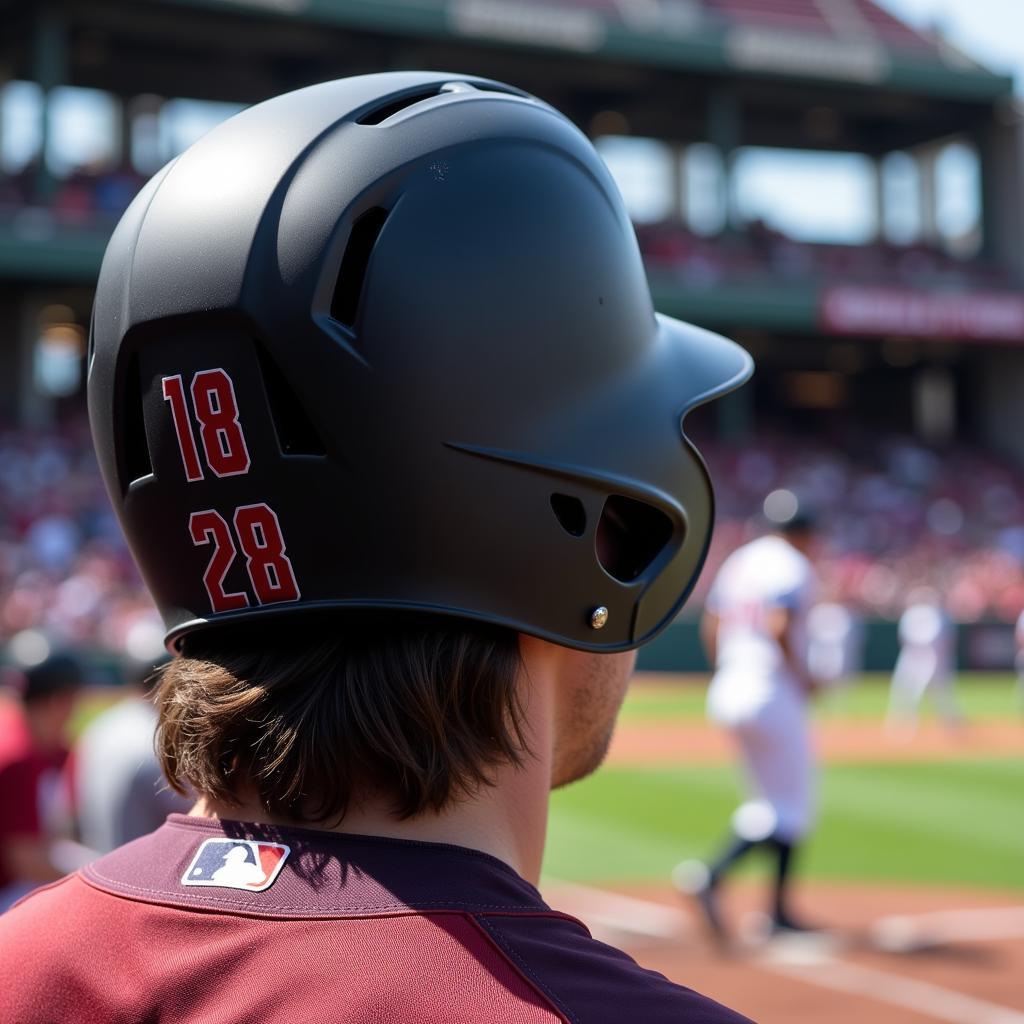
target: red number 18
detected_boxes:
[163,369,251,480]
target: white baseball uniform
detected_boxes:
[73,696,191,853]
[806,602,860,685]
[887,601,957,728]
[705,534,818,842]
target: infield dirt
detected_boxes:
[608,717,1024,766]
[544,879,1024,1024]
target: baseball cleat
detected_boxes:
[770,911,826,935]
[672,861,727,944]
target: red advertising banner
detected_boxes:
[820,286,1024,342]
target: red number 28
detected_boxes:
[190,504,300,612]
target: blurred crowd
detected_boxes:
[2,170,1010,294]
[694,431,1024,622]
[0,161,147,228]
[636,220,1012,291]
[0,417,160,658]
[0,418,1017,651]
[0,417,182,910]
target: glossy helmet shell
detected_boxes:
[88,72,752,652]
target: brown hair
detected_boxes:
[154,616,526,823]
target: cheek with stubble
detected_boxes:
[551,649,637,789]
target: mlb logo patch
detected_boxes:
[182,838,290,892]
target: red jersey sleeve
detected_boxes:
[0,757,45,839]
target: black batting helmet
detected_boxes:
[88,72,751,653]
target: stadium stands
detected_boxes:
[0,172,1010,306]
[637,220,1013,292]
[0,162,146,226]
[0,0,1020,670]
[0,417,1016,659]
[694,431,1024,622]
[0,418,159,655]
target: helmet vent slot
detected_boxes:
[120,352,152,489]
[356,88,442,125]
[255,343,327,456]
[596,495,674,583]
[331,206,389,328]
[550,493,586,537]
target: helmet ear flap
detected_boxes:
[595,495,675,583]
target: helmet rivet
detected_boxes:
[590,606,609,630]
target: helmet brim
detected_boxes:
[654,312,754,417]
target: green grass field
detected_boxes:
[543,675,1024,891]
[618,673,1022,722]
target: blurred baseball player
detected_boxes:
[0,73,753,1022]
[806,601,861,687]
[886,587,960,735]
[70,651,191,853]
[674,492,822,942]
[0,652,92,912]
[1016,608,1024,712]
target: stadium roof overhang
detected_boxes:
[97,0,1014,103]
[123,0,1011,98]
[0,1,1013,156]
[2,0,1020,342]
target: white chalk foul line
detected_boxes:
[872,906,1024,950]
[541,879,686,940]
[762,957,1024,1024]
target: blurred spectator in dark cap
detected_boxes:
[0,642,93,912]
[70,617,191,853]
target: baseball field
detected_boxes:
[542,673,1024,1024]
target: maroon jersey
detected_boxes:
[0,815,751,1023]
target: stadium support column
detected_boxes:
[873,157,887,241]
[974,106,1024,276]
[669,143,687,223]
[0,291,22,422]
[707,88,741,232]
[31,3,67,203]
[17,294,49,428]
[913,365,954,445]
[706,87,749,441]
[916,144,940,246]
[976,349,1024,465]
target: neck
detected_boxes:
[192,662,556,885]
